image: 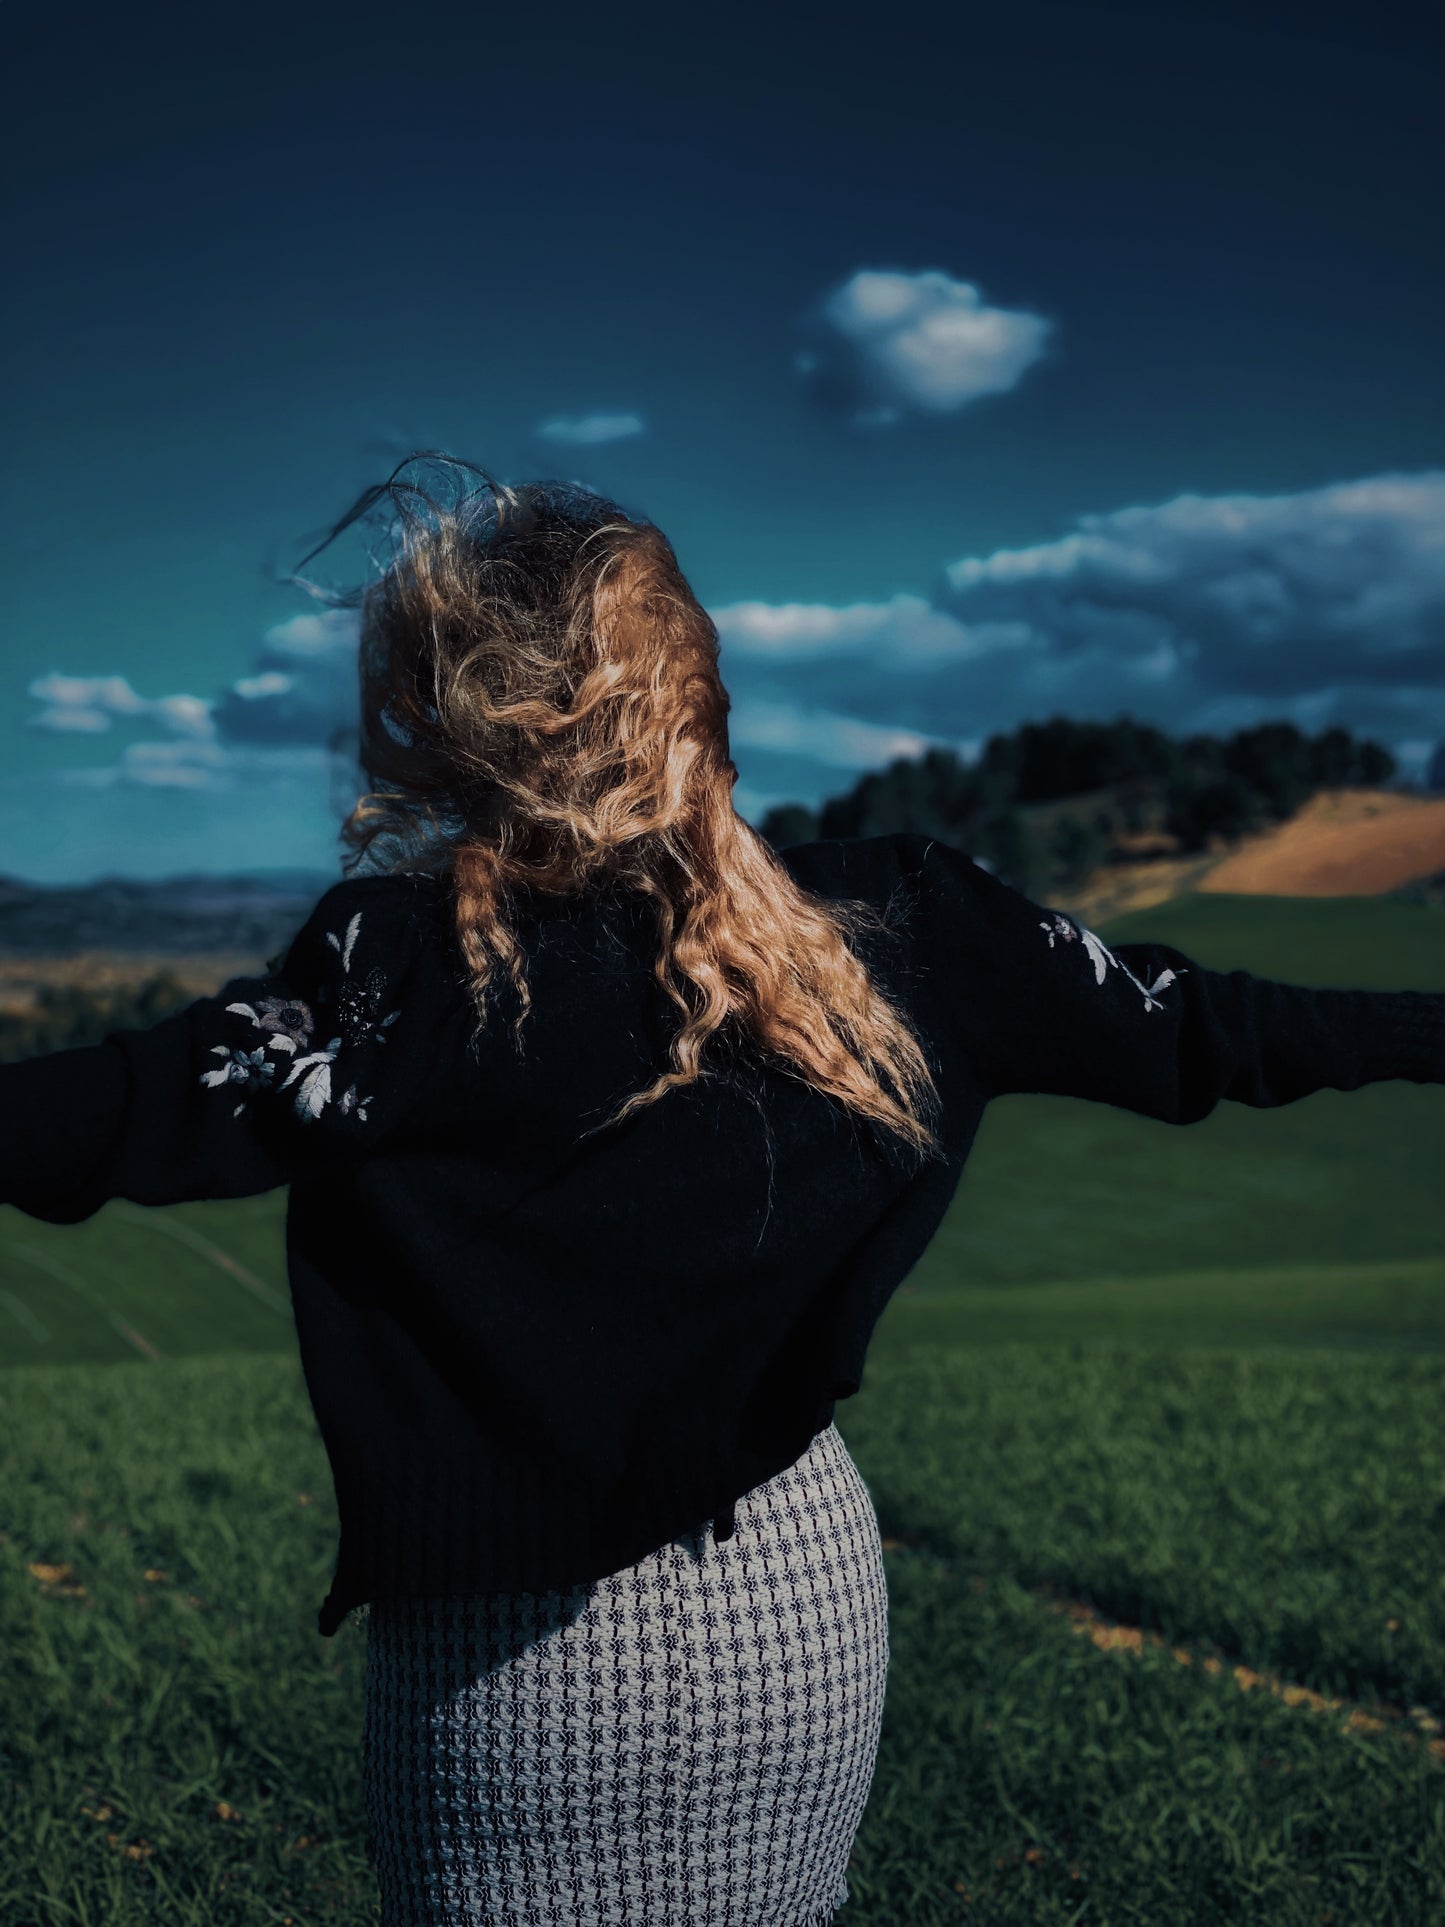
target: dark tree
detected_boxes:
[974,807,1049,897]
[1163,773,1267,852]
[1047,812,1110,889]
[749,716,1399,872]
[1223,723,1313,821]
[757,803,820,849]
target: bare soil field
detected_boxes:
[1052,787,1445,926]
[1197,788,1445,897]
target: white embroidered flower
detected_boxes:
[200,903,401,1128]
[248,994,314,1046]
[1039,911,1187,1013]
[199,1043,282,1117]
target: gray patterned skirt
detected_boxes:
[361,1421,890,1926]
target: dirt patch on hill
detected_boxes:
[1052,787,1445,925]
[1053,855,1224,927]
[1197,789,1445,897]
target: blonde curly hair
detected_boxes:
[294,454,943,1163]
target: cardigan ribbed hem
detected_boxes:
[317,1407,836,1637]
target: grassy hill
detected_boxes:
[912,888,1445,1326]
[3,1338,1441,1923]
[2,885,1442,1923]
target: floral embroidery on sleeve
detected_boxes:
[199,906,400,1122]
[1038,910,1187,1013]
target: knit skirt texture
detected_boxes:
[361,1421,890,1927]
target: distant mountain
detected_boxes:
[0,871,341,956]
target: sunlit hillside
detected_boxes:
[1050,786,1445,926]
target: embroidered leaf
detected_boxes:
[279,1052,334,1121]
[1039,909,1188,1014]
[342,911,362,971]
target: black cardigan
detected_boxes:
[4,833,1443,1636]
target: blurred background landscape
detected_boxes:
[3,714,1443,1065]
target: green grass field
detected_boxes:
[1,889,1442,1923]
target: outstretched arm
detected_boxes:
[908,835,1445,1123]
[0,876,426,1225]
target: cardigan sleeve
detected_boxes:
[909,835,1445,1123]
[0,875,428,1224]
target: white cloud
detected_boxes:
[211,608,361,746]
[937,470,1445,693]
[533,412,646,446]
[261,610,360,661]
[151,694,215,737]
[58,740,333,793]
[798,269,1052,425]
[713,594,976,664]
[728,696,973,771]
[27,672,216,738]
[27,607,362,795]
[30,703,112,733]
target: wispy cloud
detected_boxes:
[28,673,215,739]
[797,269,1052,426]
[56,742,332,792]
[714,594,975,664]
[26,610,361,793]
[533,412,647,446]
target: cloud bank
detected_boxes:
[936,473,1444,695]
[796,269,1052,426]
[713,471,1445,784]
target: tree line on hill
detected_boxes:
[756,716,1398,900]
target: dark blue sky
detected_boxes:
[4,1,1441,880]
